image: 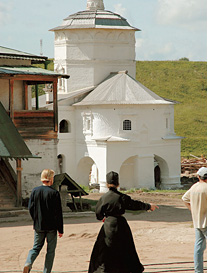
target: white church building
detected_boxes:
[47,0,182,192]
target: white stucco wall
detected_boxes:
[8,138,58,199]
[0,80,9,109]
[14,81,24,110]
[77,104,175,142]
[0,79,24,110]
[54,29,136,92]
[57,105,77,178]
[21,139,58,198]
[66,104,181,191]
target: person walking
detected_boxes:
[23,169,63,273]
[182,167,207,273]
[88,171,159,273]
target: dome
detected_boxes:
[50,9,140,31]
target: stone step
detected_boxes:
[0,208,29,218]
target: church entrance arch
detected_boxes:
[119,156,137,190]
[154,164,161,189]
[77,157,98,187]
[154,155,169,189]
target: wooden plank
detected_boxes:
[71,194,78,211]
[23,82,28,110]
[9,79,14,121]
[13,118,55,128]
[19,130,58,139]
[16,159,22,207]
[53,79,58,132]
[13,110,54,118]
[0,75,58,81]
[79,192,83,211]
[67,190,81,193]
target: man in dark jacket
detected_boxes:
[23,169,63,273]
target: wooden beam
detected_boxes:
[35,84,39,110]
[79,192,83,211]
[53,79,58,132]
[13,110,54,118]
[0,75,59,81]
[16,159,22,207]
[24,82,28,110]
[9,79,14,121]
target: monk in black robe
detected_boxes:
[88,171,159,273]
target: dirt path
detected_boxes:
[0,192,207,272]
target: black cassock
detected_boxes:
[88,187,151,273]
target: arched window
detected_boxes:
[123,120,132,130]
[57,154,63,174]
[59,119,70,133]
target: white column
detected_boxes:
[134,154,155,189]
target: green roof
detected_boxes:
[0,46,47,63]
[0,66,69,78]
[0,102,39,159]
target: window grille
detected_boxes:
[123,120,132,130]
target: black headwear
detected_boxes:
[106,171,119,186]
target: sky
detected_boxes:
[0,0,207,61]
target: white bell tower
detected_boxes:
[51,0,139,93]
[87,0,105,10]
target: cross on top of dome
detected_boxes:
[86,0,105,11]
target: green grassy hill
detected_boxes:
[136,61,207,157]
[37,60,207,157]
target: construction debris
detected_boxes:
[181,156,207,189]
[181,156,207,175]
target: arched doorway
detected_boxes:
[89,163,99,184]
[77,157,99,187]
[154,155,169,189]
[57,154,65,174]
[154,165,161,189]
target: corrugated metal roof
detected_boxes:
[32,86,94,108]
[74,71,176,106]
[50,10,140,31]
[0,102,40,159]
[0,66,69,78]
[0,46,47,63]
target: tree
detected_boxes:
[179,57,189,61]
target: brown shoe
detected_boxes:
[23,266,30,273]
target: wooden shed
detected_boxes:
[53,173,88,211]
